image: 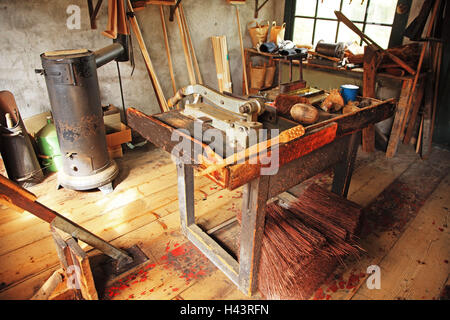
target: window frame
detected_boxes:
[284,0,412,49]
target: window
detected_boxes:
[287,0,404,49]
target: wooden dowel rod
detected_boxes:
[127,0,168,112]
[159,5,177,95]
[180,4,202,84]
[428,42,443,154]
[236,5,248,96]
[175,8,196,85]
[416,115,424,154]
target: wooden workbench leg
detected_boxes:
[238,175,270,296]
[362,45,380,153]
[331,132,360,198]
[176,161,195,234]
[386,79,413,158]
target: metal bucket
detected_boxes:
[0,91,44,187]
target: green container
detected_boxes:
[36,117,62,172]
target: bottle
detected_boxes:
[36,116,62,172]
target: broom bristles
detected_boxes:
[257,184,364,300]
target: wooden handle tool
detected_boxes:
[196,124,305,176]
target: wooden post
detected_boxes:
[238,175,270,295]
[403,78,425,144]
[386,79,414,158]
[31,269,65,300]
[332,131,360,198]
[51,227,98,300]
[362,45,379,153]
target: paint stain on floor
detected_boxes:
[103,241,215,300]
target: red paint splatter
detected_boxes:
[346,273,361,289]
[172,288,179,292]
[338,281,346,289]
[326,294,331,300]
[438,227,444,232]
[327,281,338,293]
[313,288,325,300]
[103,242,213,299]
[218,195,223,198]
[171,246,186,257]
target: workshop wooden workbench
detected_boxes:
[126,97,395,296]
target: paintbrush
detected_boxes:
[196,124,305,176]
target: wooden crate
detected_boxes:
[106,123,132,159]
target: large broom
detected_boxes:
[238,183,363,299]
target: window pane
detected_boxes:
[317,0,341,19]
[337,22,363,45]
[293,18,315,46]
[341,0,366,22]
[367,0,398,24]
[364,25,392,49]
[314,19,338,46]
[295,0,316,17]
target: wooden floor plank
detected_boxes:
[356,173,450,300]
